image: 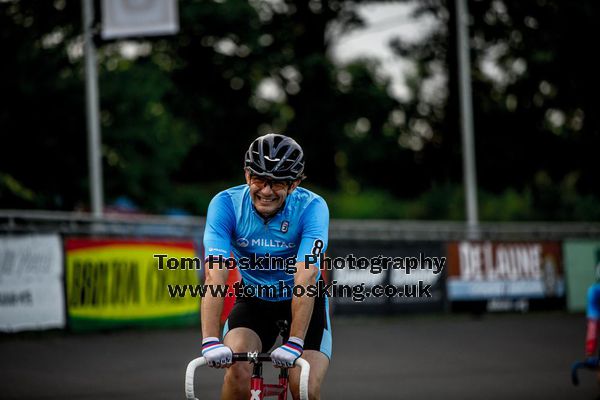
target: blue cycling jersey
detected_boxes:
[588,283,600,319]
[203,184,329,301]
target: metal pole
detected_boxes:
[455,0,478,236]
[82,0,104,217]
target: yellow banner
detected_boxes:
[65,239,199,320]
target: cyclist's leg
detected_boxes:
[287,292,332,400]
[288,350,329,400]
[221,327,262,400]
[221,296,282,399]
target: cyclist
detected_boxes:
[201,133,331,400]
[586,263,600,369]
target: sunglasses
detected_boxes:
[250,175,291,191]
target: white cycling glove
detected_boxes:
[202,337,233,368]
[270,336,304,368]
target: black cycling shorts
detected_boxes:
[222,289,332,359]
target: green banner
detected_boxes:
[563,240,600,312]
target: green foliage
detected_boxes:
[479,188,533,222]
[316,185,600,221]
[1,0,599,221]
[99,60,196,212]
[0,1,86,209]
[169,181,239,216]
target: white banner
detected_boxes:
[101,0,179,39]
[0,235,65,332]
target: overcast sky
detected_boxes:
[330,2,438,101]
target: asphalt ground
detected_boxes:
[0,312,597,400]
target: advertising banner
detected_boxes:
[388,241,446,312]
[563,240,600,312]
[0,234,65,332]
[101,0,179,39]
[447,241,564,301]
[329,241,446,314]
[65,238,199,330]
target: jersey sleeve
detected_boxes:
[203,192,235,261]
[296,197,329,269]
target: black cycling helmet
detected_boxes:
[244,134,305,180]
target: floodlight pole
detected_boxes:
[456,0,479,237]
[82,0,104,217]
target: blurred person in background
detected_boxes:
[585,259,600,383]
[200,134,331,400]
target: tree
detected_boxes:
[3,0,598,220]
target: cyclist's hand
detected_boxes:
[270,337,303,368]
[202,337,233,368]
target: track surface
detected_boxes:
[0,313,597,399]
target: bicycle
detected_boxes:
[185,321,310,400]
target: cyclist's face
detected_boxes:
[245,170,299,217]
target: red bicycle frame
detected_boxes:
[237,352,289,400]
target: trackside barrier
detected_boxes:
[2,210,600,324]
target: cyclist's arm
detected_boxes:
[289,261,318,340]
[201,192,235,339]
[201,260,228,339]
[289,197,329,340]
